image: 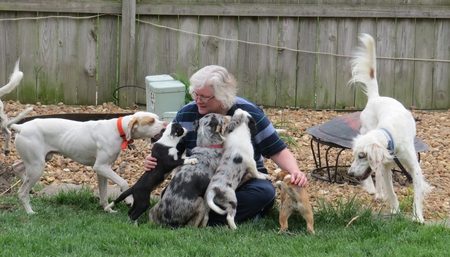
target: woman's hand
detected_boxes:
[270,148,308,187]
[144,154,157,171]
[290,170,308,187]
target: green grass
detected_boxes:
[1,189,448,257]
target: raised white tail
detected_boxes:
[0,59,23,97]
[7,107,33,128]
[349,34,379,100]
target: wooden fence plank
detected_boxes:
[296,17,317,109]
[98,15,119,105]
[376,19,396,98]
[433,20,450,109]
[157,16,178,75]
[276,17,299,108]
[136,3,450,19]
[236,17,258,101]
[256,17,278,106]
[38,13,60,104]
[77,16,97,105]
[118,0,136,108]
[218,17,238,79]
[178,17,199,78]
[2,1,450,18]
[394,19,416,108]
[17,12,37,104]
[57,14,78,105]
[336,17,358,109]
[413,19,434,109]
[316,18,338,109]
[0,12,19,100]
[136,15,160,107]
[0,0,122,14]
[198,17,219,69]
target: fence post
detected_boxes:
[118,0,136,108]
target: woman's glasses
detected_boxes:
[193,92,215,102]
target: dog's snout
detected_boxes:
[348,169,355,177]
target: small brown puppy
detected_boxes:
[275,170,315,234]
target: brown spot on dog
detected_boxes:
[370,67,375,79]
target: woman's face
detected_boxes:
[193,86,226,115]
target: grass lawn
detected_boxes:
[1,188,449,257]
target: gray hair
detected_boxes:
[189,65,237,110]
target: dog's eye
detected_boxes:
[358,153,366,159]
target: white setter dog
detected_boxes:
[347,34,430,223]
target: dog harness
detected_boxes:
[117,117,134,149]
[380,128,413,183]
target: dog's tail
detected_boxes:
[0,59,23,98]
[276,179,304,205]
[7,107,33,128]
[349,33,379,100]
[205,188,227,215]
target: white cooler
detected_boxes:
[145,75,185,122]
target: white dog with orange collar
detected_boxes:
[11,111,167,214]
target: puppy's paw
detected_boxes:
[124,197,134,207]
[257,173,272,181]
[104,202,116,212]
[185,158,198,165]
[106,208,117,213]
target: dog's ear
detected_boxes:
[192,119,200,132]
[208,116,221,136]
[227,118,237,134]
[247,116,257,138]
[126,117,140,141]
[366,143,392,169]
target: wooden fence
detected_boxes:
[0,0,449,110]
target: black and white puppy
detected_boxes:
[104,122,198,223]
[149,113,227,228]
[203,108,270,229]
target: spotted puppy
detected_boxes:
[104,122,198,223]
[275,170,315,234]
[203,108,271,229]
[149,113,227,227]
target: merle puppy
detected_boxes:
[104,122,198,223]
[149,113,227,227]
[203,108,270,229]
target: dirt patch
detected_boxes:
[0,101,449,221]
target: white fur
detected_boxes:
[11,111,167,214]
[0,59,32,154]
[348,34,431,223]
